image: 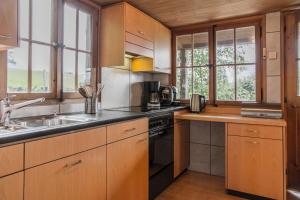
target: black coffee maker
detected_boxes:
[142,81,161,107]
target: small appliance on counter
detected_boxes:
[159,85,173,106]
[171,86,181,106]
[240,103,283,119]
[142,81,161,107]
[190,94,206,113]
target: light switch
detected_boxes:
[268,51,277,60]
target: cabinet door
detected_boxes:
[107,133,148,200]
[0,172,23,200]
[154,22,171,74]
[227,136,284,199]
[0,0,18,48]
[125,3,154,42]
[25,147,106,200]
[174,121,190,178]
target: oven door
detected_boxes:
[149,126,174,177]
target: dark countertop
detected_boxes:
[0,106,188,147]
[0,110,146,147]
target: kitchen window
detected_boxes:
[3,0,99,100]
[174,20,261,104]
[7,0,55,96]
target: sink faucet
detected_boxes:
[0,95,45,127]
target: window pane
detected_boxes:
[20,0,29,38]
[176,35,192,67]
[31,44,51,93]
[78,11,92,51]
[78,52,91,87]
[176,68,192,99]
[63,50,76,92]
[236,26,256,64]
[216,66,235,101]
[236,65,256,101]
[64,4,77,49]
[193,67,209,99]
[193,32,209,66]
[32,0,53,43]
[7,41,29,93]
[216,29,234,65]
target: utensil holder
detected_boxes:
[85,96,97,114]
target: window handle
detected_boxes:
[206,64,213,68]
[52,42,65,49]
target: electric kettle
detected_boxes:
[190,94,206,113]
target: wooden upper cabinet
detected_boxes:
[227,135,284,199]
[100,2,171,73]
[107,133,148,200]
[25,147,106,200]
[0,0,18,49]
[154,21,171,73]
[125,3,155,42]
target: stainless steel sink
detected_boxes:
[10,114,95,129]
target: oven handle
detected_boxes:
[149,130,166,138]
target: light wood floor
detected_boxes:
[156,171,245,200]
[156,171,300,200]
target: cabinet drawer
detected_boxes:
[25,147,106,200]
[0,144,24,177]
[25,127,106,168]
[125,32,154,50]
[125,42,154,58]
[227,123,282,140]
[107,118,148,143]
[0,172,23,200]
[125,3,154,42]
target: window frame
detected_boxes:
[0,0,100,101]
[172,17,262,105]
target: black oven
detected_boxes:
[149,113,174,200]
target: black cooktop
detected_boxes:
[106,106,185,114]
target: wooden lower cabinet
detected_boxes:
[174,120,190,178]
[24,146,106,200]
[107,133,148,200]
[227,135,284,199]
[0,172,23,200]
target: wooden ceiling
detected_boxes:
[93,0,300,27]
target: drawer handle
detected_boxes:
[137,138,147,143]
[64,160,82,168]
[0,35,13,39]
[245,141,259,145]
[137,30,145,35]
[246,129,258,134]
[124,128,136,133]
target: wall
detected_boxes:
[265,12,282,104]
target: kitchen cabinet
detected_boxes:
[24,147,106,200]
[227,123,285,199]
[0,172,23,200]
[0,0,18,49]
[100,2,171,73]
[0,144,24,177]
[154,21,172,73]
[107,133,148,200]
[25,127,106,168]
[174,120,190,178]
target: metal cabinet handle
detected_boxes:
[137,138,147,143]
[124,128,136,133]
[64,160,82,168]
[0,35,13,39]
[245,140,259,145]
[137,30,145,35]
[246,129,258,134]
